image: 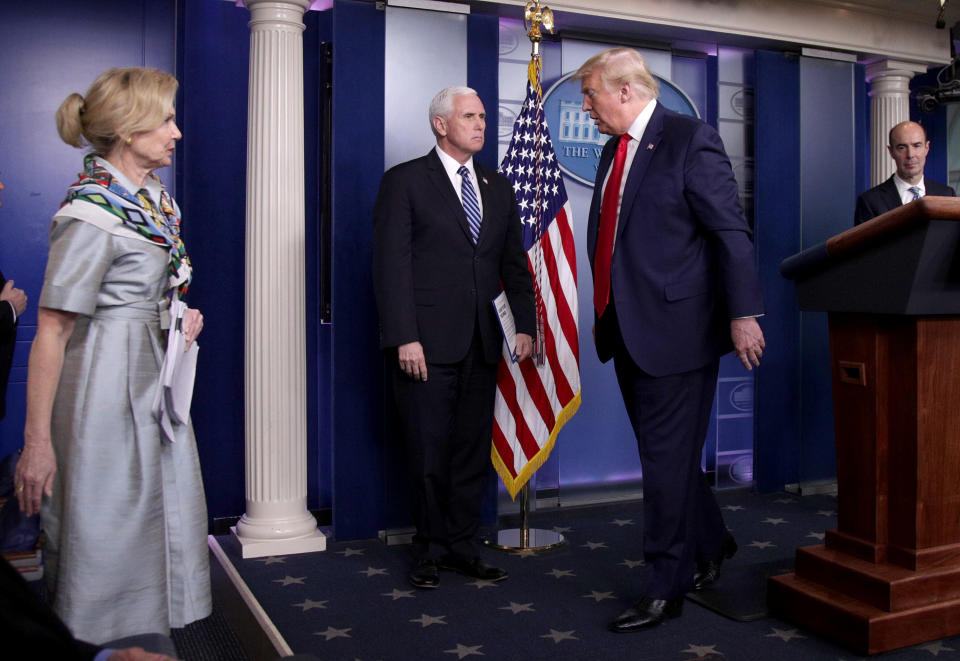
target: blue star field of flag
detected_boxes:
[498,78,568,252]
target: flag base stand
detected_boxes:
[483,484,566,552]
[483,527,565,552]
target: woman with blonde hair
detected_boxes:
[13,67,210,643]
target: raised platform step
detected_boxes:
[794,543,960,611]
[769,571,960,655]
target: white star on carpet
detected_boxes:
[381,588,415,600]
[515,549,537,559]
[723,505,745,511]
[553,526,572,533]
[817,510,836,517]
[273,575,305,586]
[766,627,806,642]
[358,566,388,577]
[314,626,351,640]
[254,556,285,565]
[611,518,634,526]
[582,591,615,602]
[409,613,447,627]
[467,579,500,589]
[444,643,484,658]
[336,548,365,557]
[581,541,607,550]
[546,568,575,578]
[762,517,788,525]
[749,541,776,549]
[807,531,826,540]
[620,558,644,568]
[774,498,796,504]
[919,641,955,655]
[681,643,721,657]
[500,602,535,614]
[541,629,578,643]
[292,598,327,611]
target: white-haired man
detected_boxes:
[372,86,535,589]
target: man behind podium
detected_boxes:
[371,86,535,590]
[575,48,765,633]
[854,120,955,225]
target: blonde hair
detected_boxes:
[56,67,178,154]
[573,48,659,100]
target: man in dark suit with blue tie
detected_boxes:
[372,87,536,590]
[854,121,955,225]
[1,176,29,422]
[575,48,766,633]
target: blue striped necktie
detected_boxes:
[458,165,482,243]
[909,186,921,201]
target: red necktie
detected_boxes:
[593,133,631,317]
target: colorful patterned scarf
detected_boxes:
[60,154,192,298]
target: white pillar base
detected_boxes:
[231,526,327,559]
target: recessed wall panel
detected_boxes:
[384,7,467,170]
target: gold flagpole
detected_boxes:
[485,0,564,553]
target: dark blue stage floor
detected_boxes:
[209,490,960,660]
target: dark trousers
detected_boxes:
[608,312,728,599]
[391,327,498,561]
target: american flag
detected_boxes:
[492,58,581,499]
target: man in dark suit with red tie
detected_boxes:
[575,48,766,633]
[854,120,955,225]
[1,176,28,422]
[372,86,535,589]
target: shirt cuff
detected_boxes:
[731,314,764,320]
[93,649,115,661]
[6,300,15,324]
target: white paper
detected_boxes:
[152,299,199,441]
[493,291,519,363]
[167,342,198,425]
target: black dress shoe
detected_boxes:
[609,596,684,633]
[439,554,509,582]
[410,558,439,589]
[693,534,738,591]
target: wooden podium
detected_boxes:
[771,197,960,655]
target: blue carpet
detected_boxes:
[217,490,960,660]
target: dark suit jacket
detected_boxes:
[587,103,764,377]
[372,149,535,365]
[854,175,956,225]
[0,268,17,421]
[0,555,100,660]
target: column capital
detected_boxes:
[245,0,312,28]
[863,58,929,83]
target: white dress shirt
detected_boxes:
[435,146,483,219]
[893,174,924,205]
[599,98,657,248]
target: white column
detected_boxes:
[865,59,928,186]
[232,0,326,558]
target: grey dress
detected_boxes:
[38,196,211,643]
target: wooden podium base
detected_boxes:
[778,206,960,655]
[769,544,960,654]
